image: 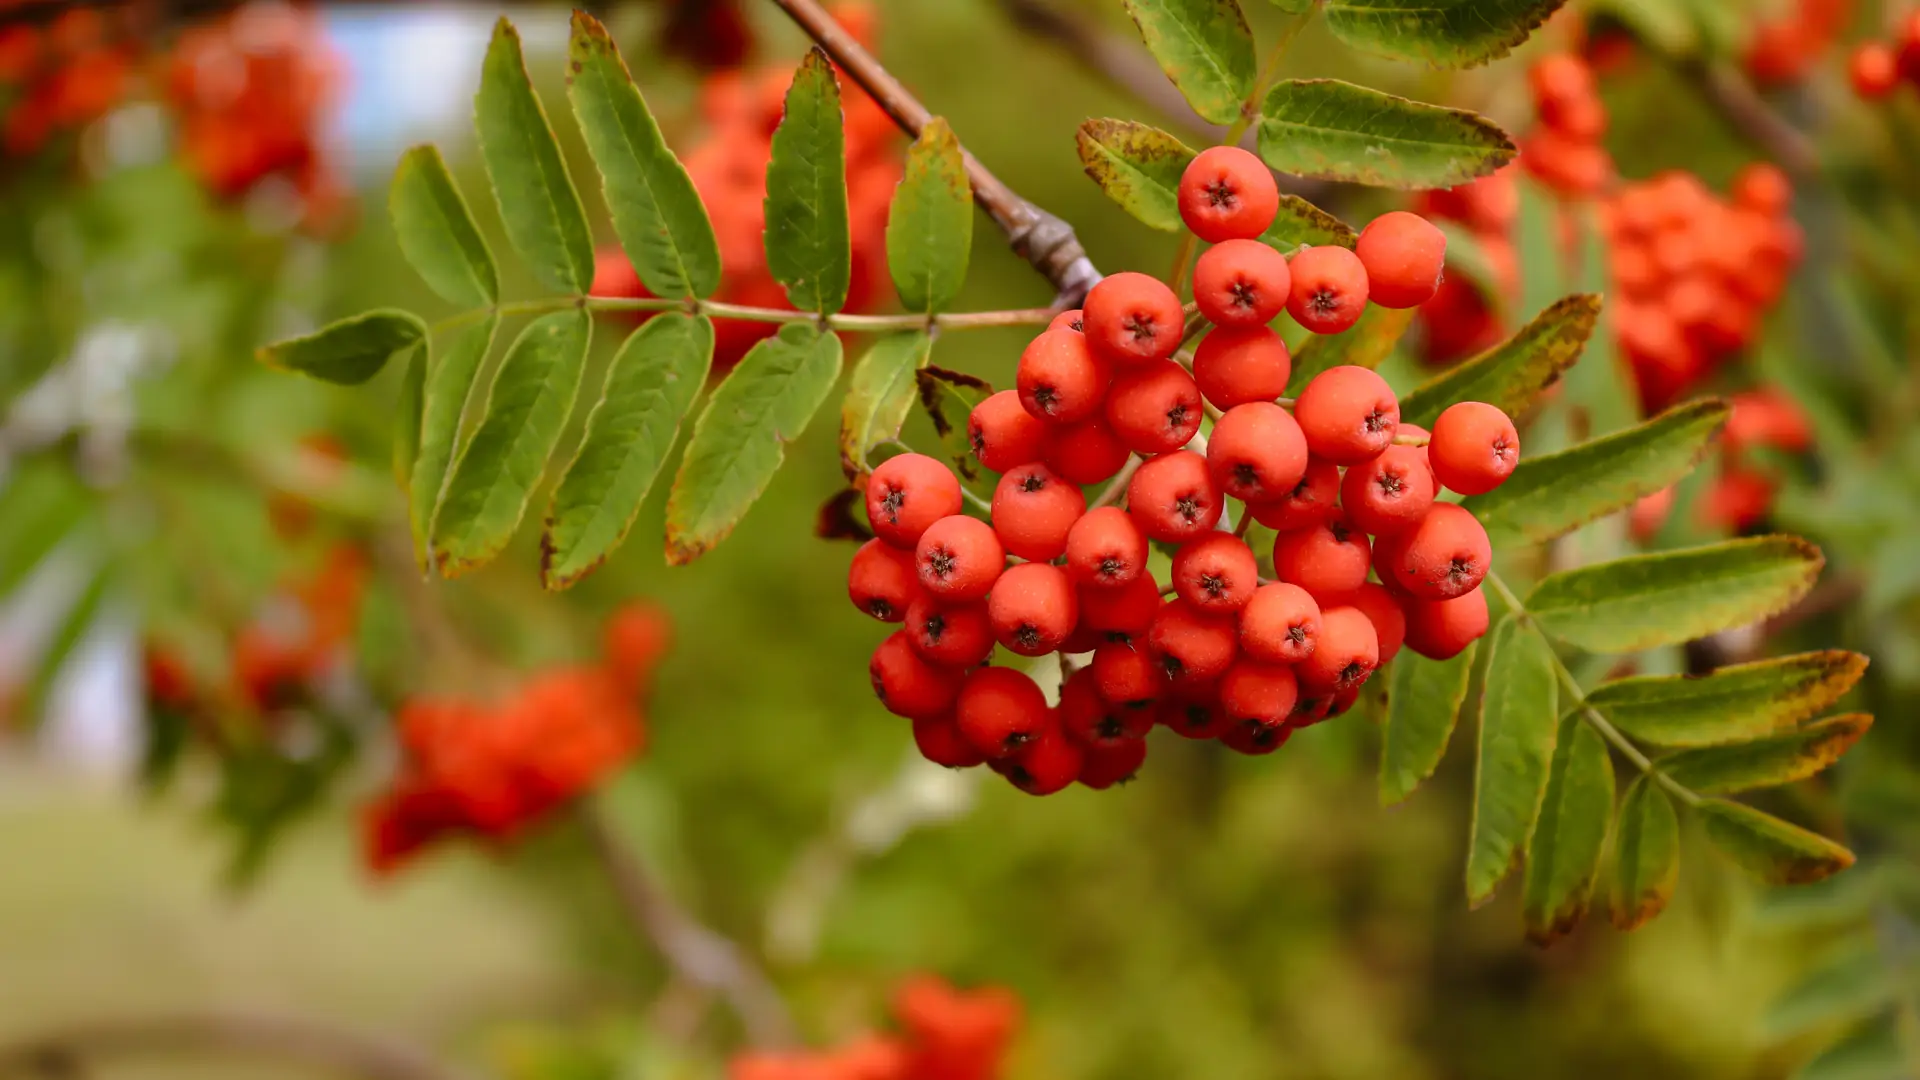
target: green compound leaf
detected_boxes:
[410,316,498,567]
[1378,643,1478,806]
[1659,715,1872,796]
[1323,0,1570,69]
[1467,618,1559,907]
[888,118,973,314]
[1399,294,1599,428]
[389,145,498,307]
[1287,304,1417,395]
[1608,776,1680,931]
[258,309,426,386]
[840,332,933,481]
[1121,0,1257,126]
[1256,79,1516,189]
[1527,536,1826,654]
[765,48,851,315]
[1076,118,1194,233]
[1587,651,1870,749]
[543,313,715,589]
[1697,799,1855,886]
[433,310,592,576]
[474,19,594,295]
[1262,194,1358,250]
[567,11,721,300]
[1466,399,1730,546]
[1522,712,1614,946]
[665,324,844,564]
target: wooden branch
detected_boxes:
[1683,61,1822,180]
[0,1012,480,1080]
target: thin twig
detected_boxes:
[1089,455,1143,510]
[768,0,1101,306]
[0,1012,481,1080]
[1678,61,1822,180]
[575,799,797,1048]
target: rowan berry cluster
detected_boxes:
[849,147,1516,792]
[590,2,897,368]
[730,975,1018,1080]
[1848,14,1920,100]
[362,603,670,874]
[0,8,133,157]
[1520,54,1612,199]
[1746,0,1853,87]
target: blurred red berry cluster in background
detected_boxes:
[1747,0,1853,86]
[730,975,1020,1080]
[1848,13,1920,99]
[591,2,900,369]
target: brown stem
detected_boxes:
[768,0,1101,306]
[0,1012,479,1080]
[1679,61,1821,181]
[575,800,797,1048]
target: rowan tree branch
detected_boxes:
[1682,62,1821,180]
[767,0,1102,307]
[0,1011,480,1080]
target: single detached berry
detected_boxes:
[1078,573,1164,642]
[1341,581,1407,665]
[1083,272,1186,367]
[987,562,1079,656]
[991,462,1086,562]
[1126,450,1223,543]
[1059,667,1154,747]
[1219,659,1300,728]
[848,538,920,623]
[1287,245,1370,335]
[1248,459,1340,532]
[1239,582,1322,665]
[1297,605,1380,694]
[1385,502,1491,601]
[955,666,1050,758]
[904,594,996,669]
[1105,360,1203,456]
[1044,415,1131,485]
[1355,211,1448,309]
[999,726,1085,796]
[1091,640,1168,710]
[1193,325,1291,410]
[969,390,1050,474]
[1178,145,1280,243]
[1403,586,1489,660]
[1340,444,1437,536]
[1294,365,1400,464]
[913,714,987,769]
[870,631,964,721]
[866,453,962,549]
[1065,506,1148,590]
[1273,514,1373,600]
[915,514,1005,602]
[1146,598,1238,686]
[1157,689,1230,740]
[1207,402,1308,505]
[1429,401,1520,496]
[1017,327,1110,425]
[1077,738,1148,790]
[1193,238,1291,327]
[1171,533,1259,614]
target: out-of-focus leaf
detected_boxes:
[1765,950,1894,1039]
[1522,712,1613,945]
[1467,617,1559,907]
[257,310,426,386]
[764,49,851,314]
[0,462,91,600]
[1379,644,1477,805]
[1399,294,1598,427]
[1791,1015,1910,1080]
[1322,0,1568,68]
[1588,651,1868,748]
[1608,775,1679,930]
[474,19,594,294]
[1256,80,1515,189]
[1121,0,1257,126]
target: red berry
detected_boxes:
[1083,272,1186,367]
[1356,211,1447,310]
[1178,145,1280,243]
[999,725,1085,795]
[903,595,995,668]
[1193,238,1291,327]
[1219,714,1293,756]
[991,463,1086,562]
[1731,162,1791,218]
[848,538,920,622]
[1192,325,1291,409]
[1297,605,1379,694]
[1157,687,1230,740]
[1126,450,1223,543]
[1430,401,1520,496]
[1219,658,1300,727]
[1239,582,1321,665]
[1059,666,1154,747]
[1206,402,1307,505]
[1294,365,1400,464]
[1065,506,1147,589]
[1247,458,1340,531]
[870,631,964,721]
[1383,502,1490,601]
[1078,573,1164,643]
[1287,690,1335,729]
[912,714,987,768]
[1077,737,1147,790]
[955,666,1049,757]
[866,453,962,548]
[1273,515,1372,600]
[1340,444,1436,536]
[1048,308,1085,333]
[969,390,1050,474]
[915,515,1005,601]
[987,562,1078,657]
[1287,245,1370,334]
[1043,415,1131,485]
[1403,586,1489,660]
[1017,327,1110,424]
[1146,598,1238,686]
[1091,640,1167,710]
[1851,43,1899,100]
[1340,581,1407,664]
[1105,360,1203,456]
[1170,533,1259,614]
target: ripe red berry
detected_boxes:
[1429,401,1520,496]
[870,631,964,721]
[955,666,1049,757]
[1193,238,1291,327]
[1126,450,1223,542]
[1731,162,1791,218]
[1403,586,1489,660]
[1247,458,1340,531]
[1091,640,1167,710]
[1059,666,1154,747]
[1157,687,1230,740]
[999,725,1085,796]
[991,463,1086,562]
[1219,658,1300,728]
[1043,415,1131,485]
[912,714,987,769]
[915,515,1005,601]
[1273,515,1372,600]
[1219,714,1293,756]
[1851,43,1899,100]
[1294,365,1401,464]
[1065,506,1147,589]
[903,595,995,669]
[1078,573,1164,643]
[1239,581,1321,664]
[1192,325,1291,410]
[1340,444,1437,536]
[1083,272,1185,367]
[987,562,1078,656]
[1017,327,1110,424]
[1048,308,1085,333]
[1105,360,1203,456]
[1287,245,1370,335]
[1384,502,1491,601]
[969,390,1050,474]
[1355,211,1448,309]
[1297,605,1379,694]
[1206,401,1307,504]
[848,538,920,622]
[1341,581,1407,664]
[1146,598,1238,686]
[1287,690,1335,729]
[1171,533,1259,614]
[1178,145,1280,243]
[1077,737,1147,790]
[866,453,962,548]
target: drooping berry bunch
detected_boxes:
[849,146,1519,794]
[1746,0,1854,87]
[0,8,133,157]
[1848,13,1920,99]
[729,975,1019,1080]
[1520,54,1612,199]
